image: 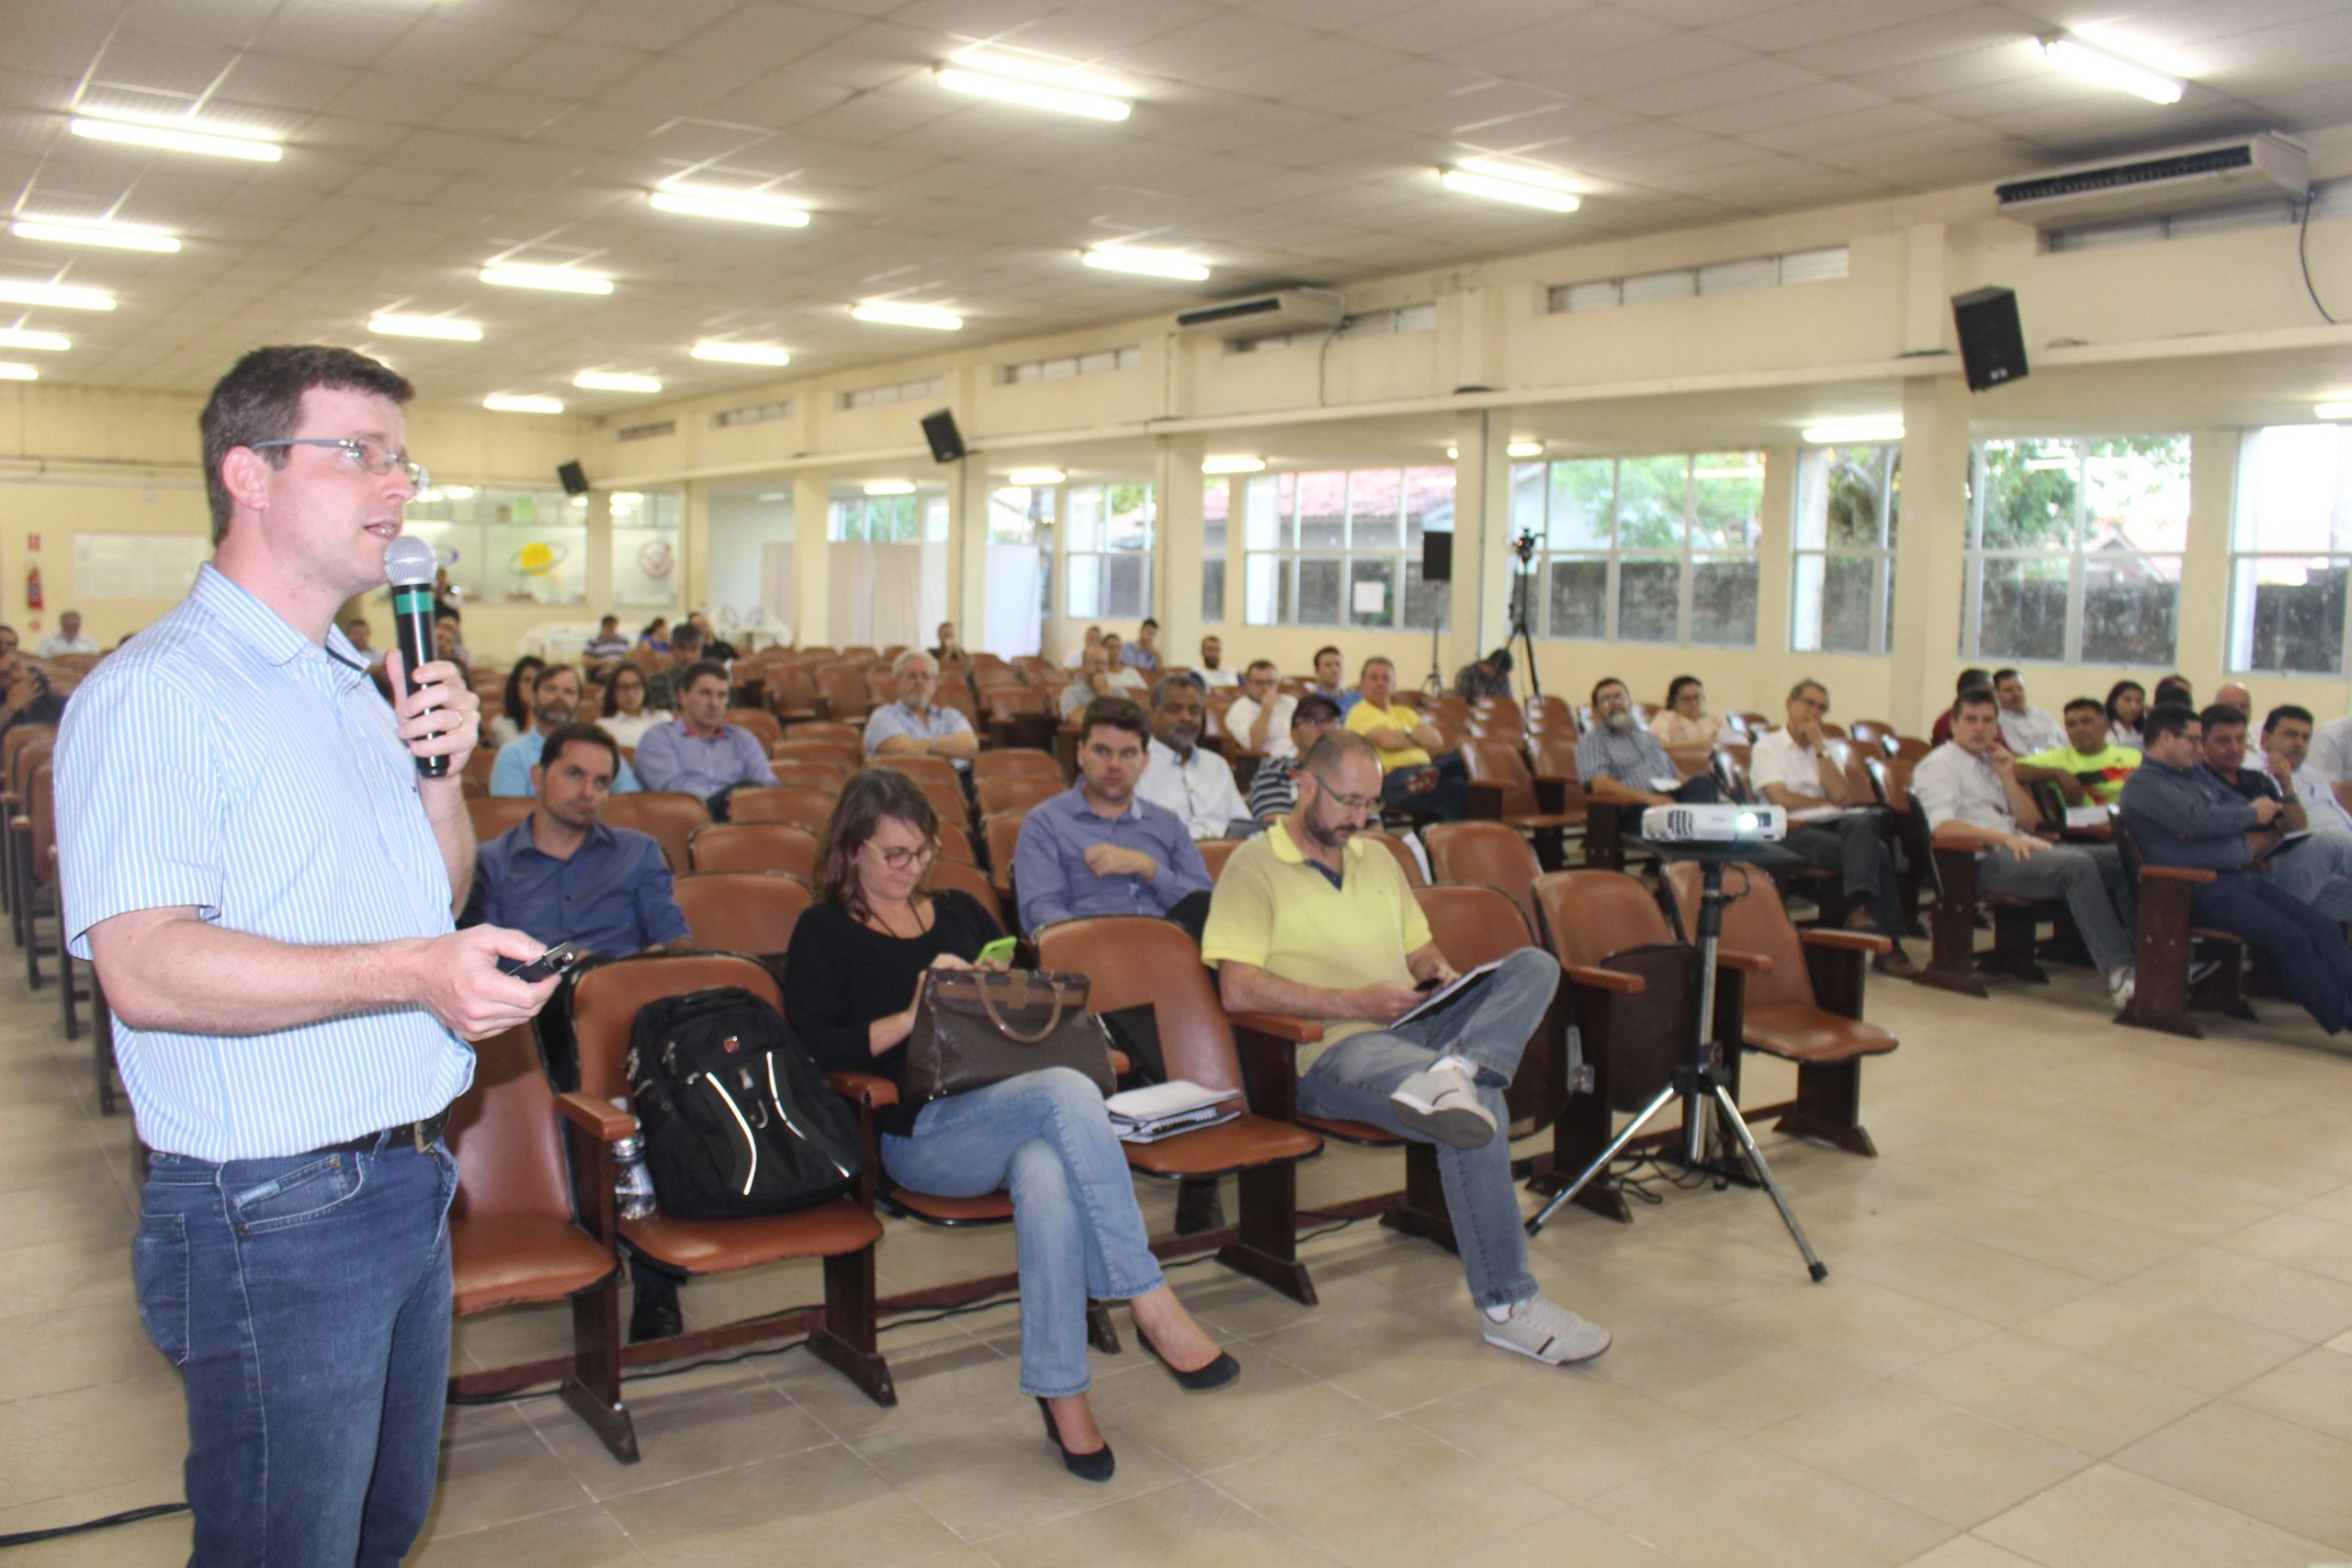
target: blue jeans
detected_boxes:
[135,1136,457,1568]
[1295,947,1558,1311]
[2192,873,2352,1032]
[881,1067,1165,1398]
[2267,831,2352,921]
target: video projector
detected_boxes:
[1639,804,1787,843]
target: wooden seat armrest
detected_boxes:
[1531,776,1566,815]
[1802,929,1891,955]
[1227,1014,1318,1121]
[2140,864,2217,885]
[1564,964,1645,996]
[555,1091,634,1143]
[827,1070,899,1108]
[1464,781,1506,819]
[1714,946,1774,976]
[1227,1011,1325,1044]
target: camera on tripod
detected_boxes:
[1510,529,1538,565]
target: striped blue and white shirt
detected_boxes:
[55,564,473,1161]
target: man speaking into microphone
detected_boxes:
[55,345,560,1567]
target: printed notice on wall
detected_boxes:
[72,534,212,600]
[1351,580,1386,615]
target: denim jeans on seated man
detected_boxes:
[2260,830,2352,921]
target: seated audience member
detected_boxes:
[1227,660,1298,759]
[2123,705,2352,1032]
[1122,617,1163,673]
[583,614,630,667]
[595,661,671,750]
[1308,646,1358,713]
[687,611,737,663]
[1916,688,2135,1007]
[1249,695,1343,819]
[929,620,962,662]
[2020,697,2142,804]
[2151,674,2195,710]
[1059,642,1121,721]
[1648,674,1721,748]
[1064,624,1104,670]
[1346,656,1469,819]
[638,616,671,653]
[1098,633,1148,693]
[432,613,470,682]
[644,621,705,711]
[2214,682,2254,716]
[1929,668,1992,746]
[1577,678,1719,806]
[1204,731,1608,1365]
[1195,635,1238,688]
[2106,680,2147,750]
[343,616,386,670]
[1993,668,2064,756]
[2311,709,2352,816]
[786,768,1237,1480]
[0,648,65,739]
[635,660,776,804]
[1748,680,1915,976]
[36,609,98,658]
[2263,705,2352,837]
[492,664,641,796]
[1453,647,1513,701]
[1012,698,1212,938]
[485,655,546,750]
[0,625,17,656]
[2199,704,2352,920]
[1137,676,1249,839]
[865,650,978,772]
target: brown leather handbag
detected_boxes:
[901,969,1117,1102]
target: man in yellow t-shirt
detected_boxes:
[2020,697,2142,806]
[1202,730,1607,1367]
[1343,656,1469,819]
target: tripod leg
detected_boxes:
[1710,1084,1828,1282]
[1525,1082,1679,1237]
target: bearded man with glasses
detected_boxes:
[1202,731,1610,1367]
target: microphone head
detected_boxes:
[384,536,438,587]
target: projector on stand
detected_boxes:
[1639,803,1787,843]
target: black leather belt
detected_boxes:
[307,1111,449,1156]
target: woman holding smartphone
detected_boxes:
[781,769,1238,1483]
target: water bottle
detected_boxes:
[610,1097,657,1220]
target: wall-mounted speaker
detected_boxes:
[921,409,966,463]
[1951,287,2029,392]
[556,460,589,496]
[1421,530,1453,584]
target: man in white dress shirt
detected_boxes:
[36,609,98,657]
[1136,675,1249,840]
[2262,705,2352,837]
[1993,668,2064,756]
[1225,660,1298,759]
[1747,680,1914,976]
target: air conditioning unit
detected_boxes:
[1994,133,2309,228]
[1174,288,1344,341]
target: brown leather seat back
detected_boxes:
[1413,882,1535,958]
[1529,733,1578,781]
[2,725,54,791]
[9,734,54,799]
[1664,862,1813,1008]
[1037,916,1239,1097]
[570,953,782,1103]
[1423,821,1541,936]
[768,761,846,795]
[467,795,534,845]
[446,1023,568,1223]
[28,765,56,887]
[1533,869,1674,967]
[1464,741,1538,816]
[816,665,871,721]
[726,786,836,834]
[724,708,784,750]
[970,750,1059,785]
[984,811,1026,886]
[978,775,1063,818]
[1362,829,1425,886]
[925,858,1005,927]
[673,871,813,961]
[871,759,968,827]
[1198,838,1246,882]
[601,791,711,874]
[771,739,864,773]
[935,821,978,866]
[689,821,820,878]
[786,720,862,746]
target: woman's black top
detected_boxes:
[781,889,1001,1138]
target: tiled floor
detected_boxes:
[6,955,2352,1567]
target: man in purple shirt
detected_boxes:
[1012,696,1211,938]
[633,660,775,810]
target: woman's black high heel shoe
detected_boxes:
[1135,1321,1241,1392]
[1036,1397,1115,1483]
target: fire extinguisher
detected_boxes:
[24,564,40,611]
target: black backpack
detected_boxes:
[625,986,863,1220]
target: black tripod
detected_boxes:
[1524,840,1826,1281]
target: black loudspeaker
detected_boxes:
[1951,287,2028,392]
[1421,530,1453,583]
[556,460,589,496]
[921,409,965,463]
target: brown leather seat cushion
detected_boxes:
[451,1216,616,1314]
[621,1197,882,1272]
[887,1189,1014,1224]
[1122,1113,1321,1177]
[1298,1113,1403,1146]
[1743,1000,1898,1065]
[1502,812,1583,830]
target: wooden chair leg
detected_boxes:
[558,1275,640,1464]
[1986,906,2050,984]
[60,944,80,1041]
[1919,854,1989,998]
[1085,1300,1122,1354]
[1379,1143,1459,1253]
[808,1247,896,1407]
[2120,874,2199,1037]
[1216,1161,1317,1305]
[1773,1061,1876,1156]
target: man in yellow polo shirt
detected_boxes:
[2019,696,2142,806]
[1344,656,1469,819]
[1203,731,1608,1367]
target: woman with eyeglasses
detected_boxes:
[485,656,545,750]
[594,662,671,750]
[780,768,1238,1483]
[1647,674,1720,748]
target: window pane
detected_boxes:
[1547,460,1612,549]
[1615,457,1689,550]
[1690,452,1764,550]
[1347,469,1401,550]
[2084,434,2189,556]
[2233,556,2346,673]
[1546,558,1607,639]
[1975,439,2079,549]
[1202,558,1226,625]
[1404,558,1440,631]
[1244,555,1286,626]
[1298,471,1347,550]
[2081,556,2178,665]
[1104,483,1153,552]
[1243,476,1285,550]
[1973,556,2068,661]
[1793,553,1881,654]
[1618,554,1680,642]
[1347,557,1396,628]
[1202,479,1228,553]
[481,491,585,604]
[1511,462,1546,543]
[1067,554,1102,618]
[1067,486,1105,552]
[1296,558,1342,626]
[613,526,680,606]
[1103,554,1145,619]
[1690,555,1758,647]
[2235,424,2352,551]
[1403,466,1452,550]
[1796,445,1900,549]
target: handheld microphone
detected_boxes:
[384,536,448,779]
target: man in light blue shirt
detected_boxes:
[864,649,978,771]
[1012,696,1211,936]
[54,345,557,1567]
[635,659,776,800]
[490,661,640,796]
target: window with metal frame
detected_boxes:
[1238,467,1451,631]
[1792,444,1900,656]
[2228,423,2352,674]
[1518,453,1765,647]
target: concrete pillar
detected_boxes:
[791,471,830,647]
[1155,433,1208,665]
[1891,374,1972,731]
[948,455,990,651]
[1451,409,1515,677]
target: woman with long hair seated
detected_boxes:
[484,655,545,750]
[1647,674,1720,748]
[780,769,1238,1482]
[2106,679,2147,750]
[596,661,672,750]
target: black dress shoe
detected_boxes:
[1036,1397,1115,1482]
[629,1282,684,1344]
[1136,1324,1241,1392]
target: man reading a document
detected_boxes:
[1202,731,1608,1366]
[1748,679,1915,977]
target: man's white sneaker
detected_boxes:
[1483,1296,1611,1366]
[1389,1063,1495,1148]
[2109,966,2136,1009]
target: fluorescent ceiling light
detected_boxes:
[1440,168,1581,214]
[69,114,281,162]
[480,265,614,296]
[2037,35,2185,105]
[950,50,1129,96]
[1007,468,1066,486]
[1803,421,1905,445]
[369,313,482,342]
[1506,440,1545,458]
[692,340,792,367]
[2315,401,2352,422]
[1202,455,1265,476]
[851,300,962,331]
[0,363,37,381]
[11,219,179,253]
[934,66,1130,122]
[572,370,662,393]
[0,329,70,352]
[1080,247,1210,282]
[0,279,115,310]
[483,393,565,413]
[649,190,810,228]
[864,479,917,496]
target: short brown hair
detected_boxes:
[1078,696,1147,747]
[678,659,729,694]
[200,345,413,546]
